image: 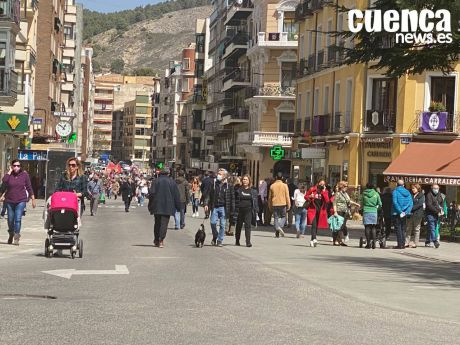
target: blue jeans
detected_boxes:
[174,203,186,228]
[6,202,27,234]
[138,194,145,206]
[295,207,307,235]
[425,213,438,244]
[210,206,226,242]
[273,206,287,231]
[394,215,407,247]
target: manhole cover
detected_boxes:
[0,294,57,300]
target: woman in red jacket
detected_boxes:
[305,179,329,247]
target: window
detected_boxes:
[314,88,319,115]
[316,25,322,51]
[195,59,204,78]
[135,117,146,125]
[15,61,24,93]
[279,112,294,132]
[299,34,304,59]
[308,31,313,56]
[283,12,298,41]
[281,62,296,89]
[323,86,330,114]
[136,106,148,114]
[431,77,455,114]
[183,58,190,71]
[297,93,302,122]
[305,91,311,130]
[134,150,143,159]
[182,78,190,92]
[196,34,205,53]
[371,78,397,114]
[64,25,74,40]
[345,79,353,129]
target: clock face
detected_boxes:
[56,121,72,137]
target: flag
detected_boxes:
[421,112,448,132]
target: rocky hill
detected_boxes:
[87,6,213,74]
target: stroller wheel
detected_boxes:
[78,240,83,258]
[44,239,50,258]
[359,237,364,248]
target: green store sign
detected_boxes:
[270,145,285,161]
[0,113,29,134]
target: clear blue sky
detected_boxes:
[80,0,161,13]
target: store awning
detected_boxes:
[384,141,460,186]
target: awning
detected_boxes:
[384,141,460,186]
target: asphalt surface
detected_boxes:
[1,199,459,345]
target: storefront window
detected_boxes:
[368,162,390,189]
[328,165,341,188]
[342,160,349,182]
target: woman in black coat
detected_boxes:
[234,175,258,247]
[120,178,136,212]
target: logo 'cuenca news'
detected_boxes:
[348,9,453,44]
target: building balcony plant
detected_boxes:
[418,102,456,133]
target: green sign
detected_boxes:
[68,133,77,144]
[156,162,164,169]
[270,145,285,161]
[0,113,29,134]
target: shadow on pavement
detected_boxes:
[309,255,460,288]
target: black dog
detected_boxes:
[195,224,206,248]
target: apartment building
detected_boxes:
[296,0,460,199]
[34,0,65,138]
[122,93,152,169]
[93,78,114,157]
[0,0,39,179]
[81,46,95,160]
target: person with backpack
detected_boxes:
[305,179,329,247]
[425,184,443,248]
[175,171,190,230]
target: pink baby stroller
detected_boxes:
[45,192,83,258]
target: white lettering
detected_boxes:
[401,9,420,32]
[348,10,363,33]
[435,10,451,32]
[418,9,435,32]
[404,33,414,44]
[395,33,405,43]
[384,10,400,32]
[365,10,381,32]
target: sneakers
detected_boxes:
[217,241,223,247]
[159,241,164,248]
[425,242,435,248]
[13,233,20,245]
[153,240,159,247]
[344,234,350,243]
[211,239,216,246]
[310,239,317,247]
[434,241,440,249]
[235,241,240,246]
[277,227,285,237]
[7,232,13,245]
[275,230,280,238]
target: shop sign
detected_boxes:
[361,137,392,143]
[270,145,285,161]
[53,111,75,117]
[0,113,29,134]
[367,151,391,158]
[301,148,326,159]
[385,175,460,186]
[18,150,47,161]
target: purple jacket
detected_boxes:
[2,171,34,204]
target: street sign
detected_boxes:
[53,111,75,117]
[270,145,285,161]
[18,150,47,161]
[42,265,129,279]
[301,148,326,159]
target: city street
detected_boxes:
[1,199,459,345]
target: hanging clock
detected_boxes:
[56,121,72,137]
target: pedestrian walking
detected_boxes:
[287,178,297,228]
[405,184,425,248]
[201,172,213,219]
[361,183,382,249]
[148,168,181,248]
[121,178,136,212]
[190,177,201,218]
[2,160,36,245]
[392,180,413,249]
[293,184,307,238]
[56,157,87,217]
[264,177,274,226]
[203,168,235,247]
[174,171,190,230]
[381,187,393,239]
[268,172,291,238]
[333,181,360,244]
[305,179,329,247]
[112,179,120,200]
[226,176,240,236]
[425,184,443,248]
[257,179,267,225]
[234,175,258,247]
[87,173,102,216]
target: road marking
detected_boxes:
[42,265,129,279]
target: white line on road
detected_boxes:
[42,265,129,279]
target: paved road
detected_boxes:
[1,199,459,345]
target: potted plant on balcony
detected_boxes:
[420,102,448,133]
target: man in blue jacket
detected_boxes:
[392,180,413,249]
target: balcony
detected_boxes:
[221,106,249,126]
[225,0,253,26]
[222,68,250,92]
[311,0,333,12]
[415,112,459,135]
[330,112,352,134]
[236,131,250,145]
[364,110,396,133]
[0,0,20,25]
[248,31,298,55]
[205,120,224,135]
[251,132,293,147]
[312,115,331,136]
[246,83,296,100]
[223,31,249,59]
[0,68,18,105]
[22,0,39,17]
[295,1,314,22]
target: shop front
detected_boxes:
[361,137,393,189]
[384,141,460,202]
[0,113,30,177]
[18,150,47,198]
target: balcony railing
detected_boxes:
[416,112,459,134]
[226,1,253,26]
[0,0,20,25]
[252,132,293,147]
[0,68,18,103]
[295,1,314,22]
[364,110,396,133]
[221,106,249,120]
[246,83,296,98]
[249,31,298,49]
[330,112,352,134]
[224,30,249,49]
[312,114,331,136]
[223,67,249,83]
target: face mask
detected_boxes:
[318,185,325,191]
[433,189,439,195]
[216,175,223,182]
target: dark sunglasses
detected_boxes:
[68,163,77,167]
[13,164,21,167]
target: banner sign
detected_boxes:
[385,175,460,186]
[18,150,47,161]
[420,112,448,132]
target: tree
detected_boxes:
[93,60,102,73]
[336,0,460,78]
[133,67,157,76]
[110,58,125,74]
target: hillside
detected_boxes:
[86,6,213,74]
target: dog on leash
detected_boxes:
[195,224,206,248]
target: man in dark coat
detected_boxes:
[200,171,213,219]
[121,177,136,212]
[148,168,181,248]
[174,170,190,229]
